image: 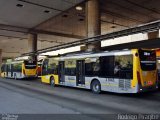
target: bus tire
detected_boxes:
[91,79,101,94]
[50,76,55,87]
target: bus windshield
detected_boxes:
[139,49,156,71]
[24,60,37,69]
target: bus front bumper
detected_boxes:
[138,85,158,93]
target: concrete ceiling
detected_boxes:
[0,0,84,28]
[0,0,84,58]
[0,0,160,58]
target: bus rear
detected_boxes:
[137,49,157,92]
[23,60,38,78]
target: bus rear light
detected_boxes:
[148,81,153,85]
[137,71,141,85]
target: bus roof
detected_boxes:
[59,49,133,60]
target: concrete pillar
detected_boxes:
[147,31,159,39]
[85,0,101,51]
[0,49,2,77]
[28,33,37,61]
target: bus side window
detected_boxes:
[49,63,58,75]
[42,60,49,75]
[85,62,93,76]
[64,60,76,76]
[13,63,22,72]
[54,65,58,75]
[99,56,114,77]
[114,61,121,75]
[114,55,133,79]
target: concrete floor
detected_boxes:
[0,78,160,119]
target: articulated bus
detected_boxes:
[41,49,158,93]
[1,60,38,79]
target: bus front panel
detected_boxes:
[138,49,157,90]
[23,60,37,77]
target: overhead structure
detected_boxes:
[28,33,37,61]
[0,0,160,58]
[22,20,160,56]
[0,24,84,39]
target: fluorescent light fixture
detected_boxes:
[40,46,81,56]
[15,56,29,61]
[76,6,83,11]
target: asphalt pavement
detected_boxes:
[0,77,160,120]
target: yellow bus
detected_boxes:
[41,49,158,93]
[41,57,59,85]
[2,60,38,79]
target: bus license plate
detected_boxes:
[148,81,153,85]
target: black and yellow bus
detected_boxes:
[2,60,38,79]
[41,49,158,93]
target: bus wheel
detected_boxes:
[91,80,101,94]
[50,77,55,87]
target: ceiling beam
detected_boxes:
[101,20,129,28]
[125,0,160,15]
[18,0,63,12]
[0,34,26,39]
[0,24,84,39]
[31,29,84,39]
[101,9,145,23]
[106,1,159,20]
[0,24,28,33]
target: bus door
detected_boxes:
[58,61,65,83]
[11,64,14,77]
[76,60,85,86]
[42,59,48,76]
[6,64,10,77]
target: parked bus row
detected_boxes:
[1,49,158,93]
